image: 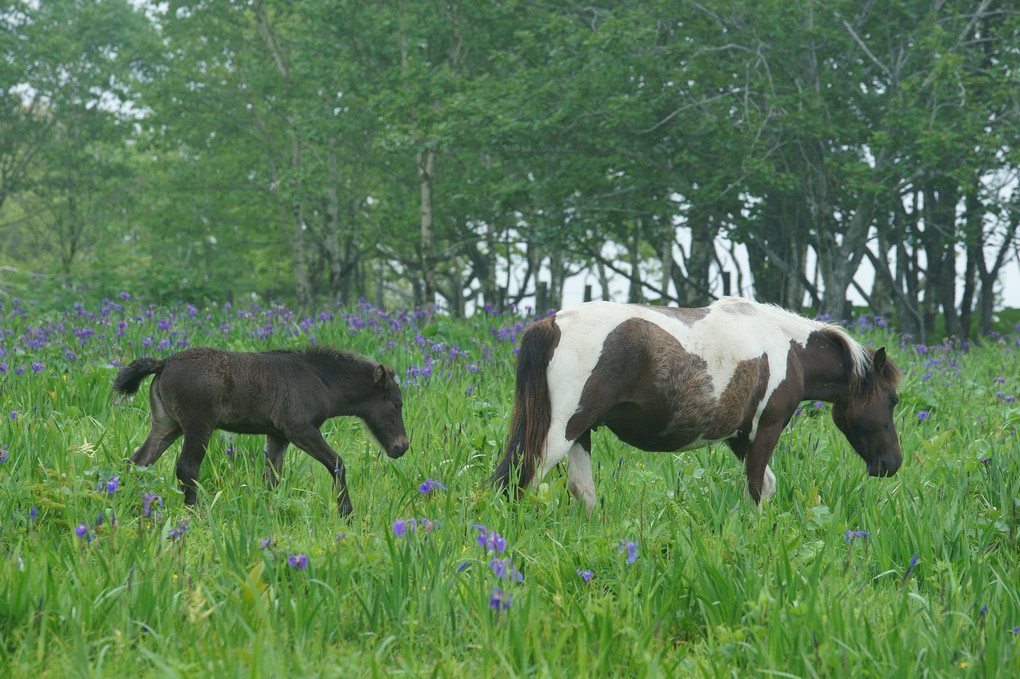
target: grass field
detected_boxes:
[1,295,1018,677]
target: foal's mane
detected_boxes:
[275,346,376,377]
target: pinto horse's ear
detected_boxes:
[874,347,888,373]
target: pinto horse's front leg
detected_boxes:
[566,431,596,511]
[728,427,782,505]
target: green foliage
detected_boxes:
[1,297,1019,676]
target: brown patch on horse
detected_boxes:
[809,329,902,418]
[491,315,561,493]
[565,318,770,450]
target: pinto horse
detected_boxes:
[491,298,902,508]
[114,346,409,516]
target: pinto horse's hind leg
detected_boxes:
[263,435,288,489]
[286,428,353,517]
[566,431,596,510]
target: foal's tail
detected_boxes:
[490,317,558,497]
[112,357,168,395]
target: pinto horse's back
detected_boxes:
[491,316,560,494]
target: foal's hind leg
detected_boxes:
[263,435,288,489]
[175,425,215,505]
[129,376,183,468]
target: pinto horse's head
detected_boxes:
[830,347,903,477]
[363,364,410,459]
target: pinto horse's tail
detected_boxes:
[490,316,559,497]
[112,357,168,395]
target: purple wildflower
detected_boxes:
[489,587,512,611]
[418,478,448,494]
[168,519,189,542]
[472,525,507,554]
[141,492,163,518]
[489,557,510,578]
[619,540,638,565]
[30,506,38,523]
[844,529,870,542]
[918,411,930,421]
[577,569,594,582]
[259,538,273,550]
[0,444,7,463]
[393,517,418,536]
[287,553,309,569]
[74,523,89,541]
[490,557,524,582]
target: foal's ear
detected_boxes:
[374,364,386,386]
[874,347,888,373]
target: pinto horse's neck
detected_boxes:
[797,331,861,407]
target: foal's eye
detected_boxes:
[890,396,899,407]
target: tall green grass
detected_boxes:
[0,298,1018,677]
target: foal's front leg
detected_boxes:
[287,428,353,517]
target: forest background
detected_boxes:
[2,0,1019,342]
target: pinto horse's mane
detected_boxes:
[714,297,902,412]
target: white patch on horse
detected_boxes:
[566,443,596,508]
[548,300,816,445]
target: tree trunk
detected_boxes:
[627,218,642,303]
[290,137,312,311]
[418,148,438,310]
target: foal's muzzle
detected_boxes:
[867,455,901,477]
[387,436,410,459]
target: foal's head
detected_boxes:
[831,347,903,477]
[362,364,410,459]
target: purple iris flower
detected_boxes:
[418,478,448,494]
[472,525,507,554]
[619,540,638,565]
[489,587,512,611]
[577,569,594,582]
[287,553,309,569]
